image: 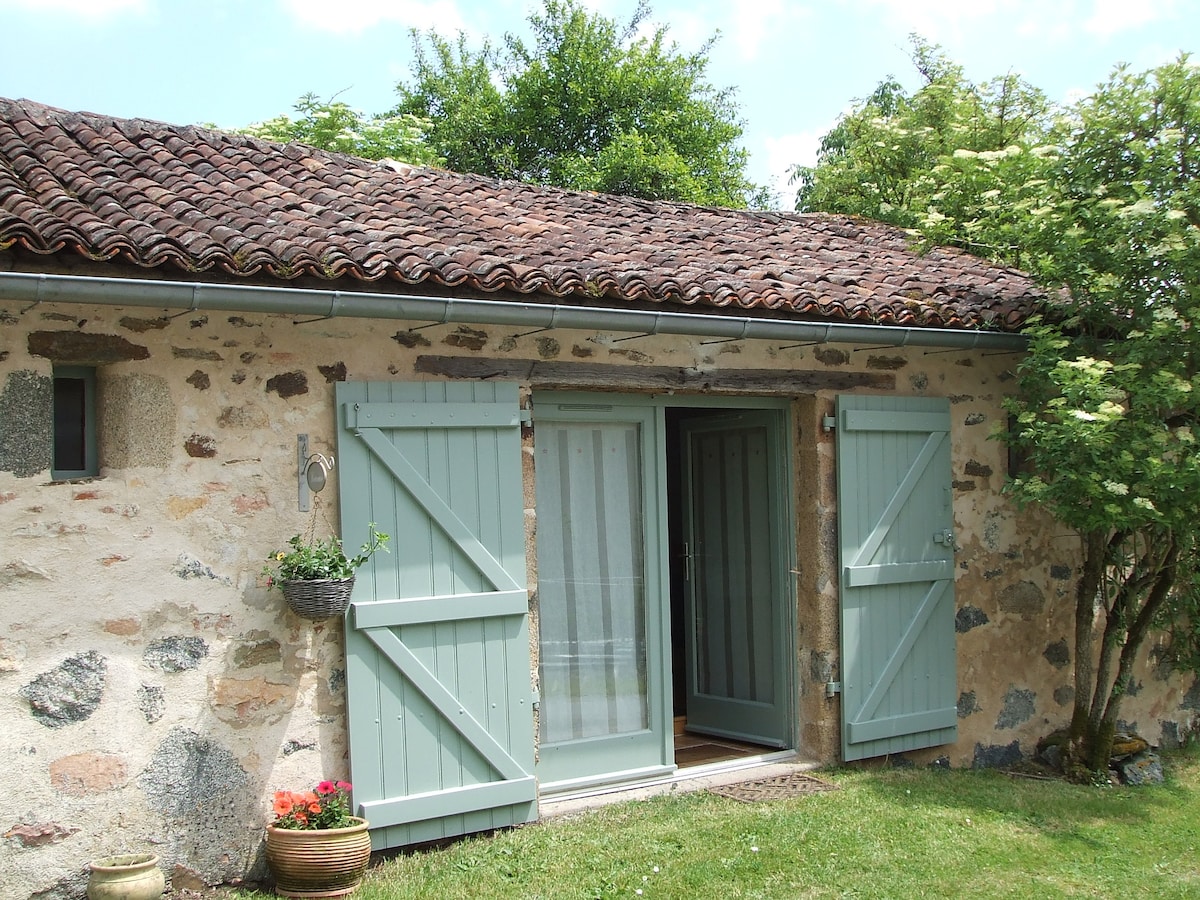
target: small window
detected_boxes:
[52,366,98,479]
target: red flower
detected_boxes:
[270,779,354,830]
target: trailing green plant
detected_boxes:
[263,526,389,587]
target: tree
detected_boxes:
[240,93,444,166]
[999,60,1200,773]
[792,37,1053,236]
[390,0,762,206]
[797,43,1200,774]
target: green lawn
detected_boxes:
[244,748,1200,899]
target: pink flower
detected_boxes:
[336,781,352,792]
[316,780,336,795]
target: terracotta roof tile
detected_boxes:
[0,97,1047,330]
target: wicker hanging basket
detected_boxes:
[280,578,355,619]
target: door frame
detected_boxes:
[531,391,797,790]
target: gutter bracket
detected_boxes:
[19,273,46,314]
[701,319,752,346]
[293,291,343,324]
[298,434,312,512]
[165,284,204,320]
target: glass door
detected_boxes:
[534,400,672,789]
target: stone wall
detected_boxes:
[1,297,1195,898]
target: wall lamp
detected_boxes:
[297,434,334,512]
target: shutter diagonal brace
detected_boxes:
[362,626,530,781]
[355,426,521,593]
[848,579,951,726]
[848,431,946,569]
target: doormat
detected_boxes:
[708,771,838,803]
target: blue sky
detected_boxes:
[2,0,1196,207]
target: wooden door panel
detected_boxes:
[682,411,788,747]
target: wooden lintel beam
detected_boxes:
[413,355,894,394]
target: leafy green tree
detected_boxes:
[792,37,1053,236]
[798,44,1200,774]
[241,93,444,166]
[1000,60,1200,772]
[391,0,761,206]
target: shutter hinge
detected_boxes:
[823,415,837,432]
[824,681,842,698]
[520,407,532,426]
[530,689,540,710]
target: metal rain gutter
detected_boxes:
[0,271,1029,351]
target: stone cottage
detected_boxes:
[1,98,1195,897]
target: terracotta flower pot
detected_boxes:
[86,853,165,900]
[265,817,371,898]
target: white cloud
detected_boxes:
[861,0,1186,47]
[280,0,467,35]
[766,130,822,173]
[2,0,146,16]
[855,0,1009,44]
[761,129,826,206]
[578,0,811,63]
[1083,0,1179,38]
[725,0,814,62]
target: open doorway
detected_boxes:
[666,406,794,768]
[532,394,795,790]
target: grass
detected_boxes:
[238,748,1200,899]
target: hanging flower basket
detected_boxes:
[263,525,388,620]
[280,578,356,619]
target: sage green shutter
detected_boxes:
[836,395,957,762]
[336,382,535,849]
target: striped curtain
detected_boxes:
[536,421,648,744]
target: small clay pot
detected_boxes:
[86,853,165,900]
